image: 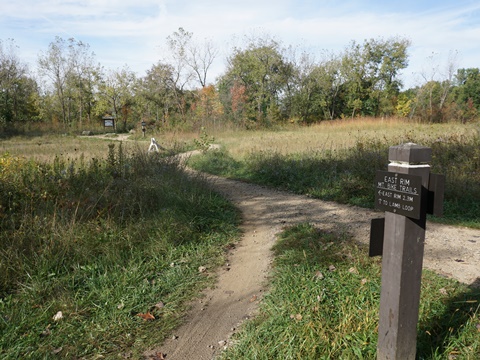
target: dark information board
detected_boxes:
[375,171,423,219]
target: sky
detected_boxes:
[1,0,480,89]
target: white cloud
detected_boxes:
[1,0,479,87]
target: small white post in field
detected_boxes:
[148,138,160,152]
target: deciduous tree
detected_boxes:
[454,68,480,121]
[221,36,294,125]
[97,66,137,131]
[288,52,343,122]
[0,39,38,126]
[340,37,410,117]
[139,62,176,125]
[37,37,99,126]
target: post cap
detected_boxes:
[388,143,431,164]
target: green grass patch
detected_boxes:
[0,144,240,359]
[188,132,480,228]
[220,223,480,359]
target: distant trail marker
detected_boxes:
[369,143,444,360]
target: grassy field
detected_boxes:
[206,117,476,156]
[219,224,480,360]
[189,118,480,228]
[0,132,195,163]
[0,142,240,359]
[1,118,479,358]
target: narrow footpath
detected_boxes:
[145,162,480,359]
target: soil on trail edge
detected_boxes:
[145,154,480,360]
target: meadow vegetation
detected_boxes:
[191,118,480,358]
[189,118,480,228]
[1,117,479,358]
[0,142,239,358]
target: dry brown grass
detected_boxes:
[1,117,476,163]
[0,134,142,162]
[207,117,476,159]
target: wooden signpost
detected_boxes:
[370,143,444,360]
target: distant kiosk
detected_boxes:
[102,115,116,132]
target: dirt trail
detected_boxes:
[146,155,480,360]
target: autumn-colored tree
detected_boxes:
[220,36,294,126]
[230,82,247,124]
[191,85,223,128]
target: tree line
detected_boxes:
[1,30,479,133]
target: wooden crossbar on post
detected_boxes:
[377,143,431,360]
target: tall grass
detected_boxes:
[206,118,473,157]
[0,143,239,358]
[0,134,139,163]
[189,123,480,227]
[0,127,200,164]
[220,223,480,359]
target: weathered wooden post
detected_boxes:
[375,143,431,360]
[370,143,445,358]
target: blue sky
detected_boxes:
[1,0,480,88]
